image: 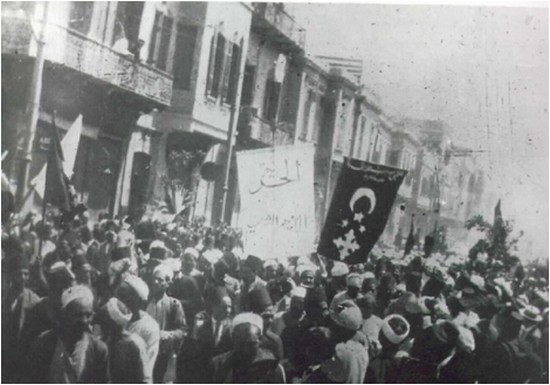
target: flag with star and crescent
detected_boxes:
[318,159,407,265]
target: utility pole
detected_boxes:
[220,41,246,225]
[16,3,49,207]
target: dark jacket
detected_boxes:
[176,312,233,383]
[211,348,285,383]
[27,329,109,383]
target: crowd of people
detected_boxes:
[2,208,548,383]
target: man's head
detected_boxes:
[379,314,410,350]
[116,275,149,312]
[361,275,377,296]
[151,264,173,297]
[60,285,94,335]
[356,293,376,319]
[95,297,132,341]
[289,286,307,316]
[48,262,76,301]
[205,286,232,321]
[298,265,316,289]
[181,249,197,274]
[242,255,263,285]
[305,286,329,320]
[149,240,167,261]
[346,273,363,298]
[232,313,263,362]
[9,254,30,291]
[248,287,274,329]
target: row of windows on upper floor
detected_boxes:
[67,2,242,105]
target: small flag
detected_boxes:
[31,114,83,198]
[404,216,415,256]
[317,159,407,264]
[44,115,71,212]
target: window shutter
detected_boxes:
[173,22,198,90]
[157,15,173,71]
[241,64,256,107]
[206,28,218,96]
[147,11,162,64]
[227,41,242,106]
[221,41,233,103]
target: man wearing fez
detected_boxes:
[27,285,109,383]
[116,275,160,383]
[146,264,186,383]
[140,240,169,286]
[211,312,285,383]
[248,287,284,359]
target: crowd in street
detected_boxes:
[2,208,548,383]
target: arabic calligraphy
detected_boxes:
[247,213,309,232]
[248,159,303,194]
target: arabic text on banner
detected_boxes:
[317,159,407,264]
[236,144,316,260]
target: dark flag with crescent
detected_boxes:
[318,159,407,264]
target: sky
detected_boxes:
[288,1,548,261]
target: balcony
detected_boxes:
[239,107,294,147]
[252,3,306,51]
[2,16,173,106]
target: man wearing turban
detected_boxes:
[27,285,109,382]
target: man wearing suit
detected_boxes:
[176,286,233,383]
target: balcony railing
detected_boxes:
[2,16,173,106]
[240,107,294,146]
[252,3,306,50]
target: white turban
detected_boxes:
[232,312,263,332]
[106,297,132,327]
[331,261,349,277]
[153,263,174,281]
[381,314,410,345]
[124,274,149,301]
[183,247,199,259]
[150,240,167,250]
[61,285,94,309]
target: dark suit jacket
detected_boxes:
[176,312,232,383]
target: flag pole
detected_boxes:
[220,39,245,225]
[38,110,56,260]
[16,3,49,207]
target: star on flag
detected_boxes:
[353,212,364,223]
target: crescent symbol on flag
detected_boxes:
[349,188,376,215]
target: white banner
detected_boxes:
[236,144,316,260]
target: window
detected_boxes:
[263,77,281,121]
[370,129,380,163]
[300,90,314,140]
[112,2,144,50]
[210,34,226,98]
[172,23,197,90]
[241,64,256,106]
[69,2,94,35]
[206,30,242,104]
[421,177,430,196]
[356,116,366,158]
[148,11,173,71]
